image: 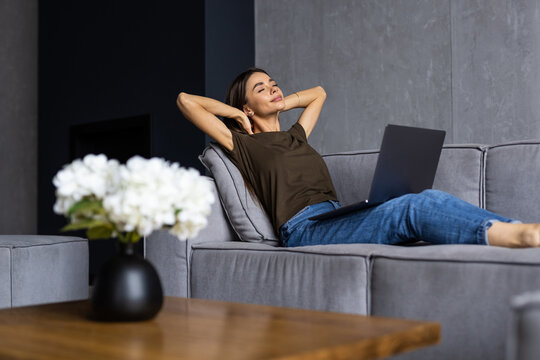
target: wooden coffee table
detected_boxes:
[0,297,439,359]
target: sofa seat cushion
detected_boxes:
[368,245,540,360]
[190,242,386,315]
[485,141,540,222]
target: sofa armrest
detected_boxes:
[145,178,237,297]
[507,290,540,360]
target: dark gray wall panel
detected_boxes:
[256,0,452,153]
[451,0,540,144]
[38,1,206,237]
[0,0,37,234]
[256,0,540,152]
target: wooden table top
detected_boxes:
[0,297,439,360]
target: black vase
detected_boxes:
[91,240,163,321]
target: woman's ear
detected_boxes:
[243,105,254,117]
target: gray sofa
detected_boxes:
[146,140,540,360]
[0,235,88,308]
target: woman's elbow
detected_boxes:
[316,86,327,99]
[176,92,191,111]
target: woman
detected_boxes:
[177,67,540,248]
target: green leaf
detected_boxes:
[118,231,142,244]
[68,199,104,217]
[61,219,109,232]
[86,225,114,240]
[130,232,141,243]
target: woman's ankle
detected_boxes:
[487,222,540,248]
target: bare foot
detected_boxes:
[487,222,540,248]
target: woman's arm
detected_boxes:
[176,93,253,151]
[282,86,327,138]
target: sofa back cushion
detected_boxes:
[199,144,279,246]
[323,150,379,206]
[432,145,486,207]
[485,141,540,223]
[323,145,486,207]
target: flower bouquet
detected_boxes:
[53,154,214,243]
[53,154,214,321]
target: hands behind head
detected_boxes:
[236,111,254,135]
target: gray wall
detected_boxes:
[0,0,37,234]
[255,0,540,153]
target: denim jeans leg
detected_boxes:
[283,190,517,247]
[279,200,340,246]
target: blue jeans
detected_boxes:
[279,190,517,247]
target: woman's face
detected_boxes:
[243,72,286,117]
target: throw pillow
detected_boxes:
[199,143,280,246]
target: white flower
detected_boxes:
[170,169,214,240]
[53,154,214,241]
[53,154,120,215]
[102,156,214,238]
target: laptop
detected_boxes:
[309,124,446,221]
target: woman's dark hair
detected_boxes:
[223,67,269,206]
[223,67,269,134]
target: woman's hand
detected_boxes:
[234,111,254,135]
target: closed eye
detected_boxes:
[255,82,278,93]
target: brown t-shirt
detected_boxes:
[223,122,338,234]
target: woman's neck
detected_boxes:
[252,113,281,133]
